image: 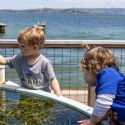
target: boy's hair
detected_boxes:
[17,25,45,50]
[79,46,119,75]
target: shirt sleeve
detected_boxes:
[92,94,115,116]
[43,60,55,79]
[5,54,21,68]
[96,69,119,95]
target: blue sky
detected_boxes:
[0,0,125,10]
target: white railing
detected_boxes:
[0,39,125,48]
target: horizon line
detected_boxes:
[0,7,125,10]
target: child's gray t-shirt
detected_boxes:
[5,53,55,92]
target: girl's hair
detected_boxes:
[17,25,45,50]
[79,46,119,75]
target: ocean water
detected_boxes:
[0,12,125,40]
[0,12,125,88]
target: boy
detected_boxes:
[0,25,62,96]
[77,46,125,125]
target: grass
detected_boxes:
[0,95,55,125]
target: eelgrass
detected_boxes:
[0,95,103,125]
[0,95,55,125]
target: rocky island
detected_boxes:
[0,8,125,14]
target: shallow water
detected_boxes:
[0,91,89,125]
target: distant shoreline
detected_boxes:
[0,8,125,14]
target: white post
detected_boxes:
[0,65,5,100]
[0,65,5,84]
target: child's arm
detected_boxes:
[0,55,6,65]
[78,114,107,125]
[50,77,62,97]
[78,94,115,125]
[77,114,102,125]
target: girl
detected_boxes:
[78,46,125,125]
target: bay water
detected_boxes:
[0,12,125,87]
[0,12,125,40]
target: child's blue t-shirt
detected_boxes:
[95,67,125,122]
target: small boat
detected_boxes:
[0,23,6,33]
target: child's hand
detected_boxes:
[77,119,94,125]
[55,91,62,97]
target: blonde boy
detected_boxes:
[0,26,62,96]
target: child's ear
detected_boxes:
[34,45,39,50]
